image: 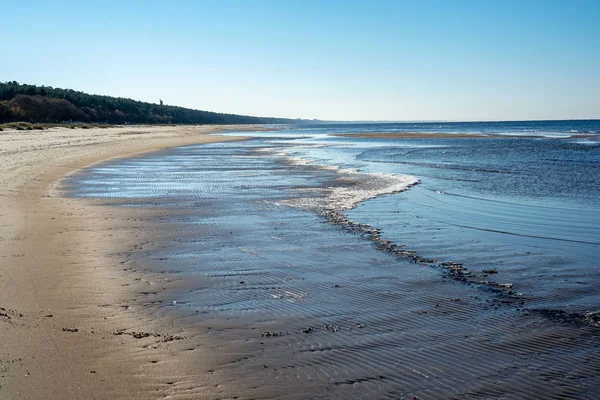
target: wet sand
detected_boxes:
[61,140,600,399]
[0,125,257,399]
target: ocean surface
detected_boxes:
[221,120,600,311]
[66,120,600,398]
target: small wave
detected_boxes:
[325,170,418,210]
[255,146,419,211]
[361,158,514,174]
[434,189,598,212]
[436,219,600,246]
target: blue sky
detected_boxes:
[1,0,599,121]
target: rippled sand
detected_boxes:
[0,125,255,399]
[66,140,600,399]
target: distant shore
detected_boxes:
[0,125,258,399]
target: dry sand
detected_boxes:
[0,125,255,399]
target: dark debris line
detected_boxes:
[321,209,600,328]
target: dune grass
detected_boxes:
[0,122,115,131]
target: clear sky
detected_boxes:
[1,0,599,121]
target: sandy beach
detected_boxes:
[2,124,599,400]
[3,1,598,397]
[0,125,254,399]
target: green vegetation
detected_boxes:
[0,121,114,131]
[0,81,294,125]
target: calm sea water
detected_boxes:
[223,120,600,312]
[74,120,600,313]
[294,119,599,137]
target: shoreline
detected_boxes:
[0,125,257,399]
[61,136,600,398]
[4,125,600,398]
[256,142,598,320]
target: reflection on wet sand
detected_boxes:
[67,140,600,399]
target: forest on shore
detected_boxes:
[0,81,295,125]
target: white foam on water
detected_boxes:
[326,169,419,210]
[255,145,419,211]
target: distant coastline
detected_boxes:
[0,81,298,126]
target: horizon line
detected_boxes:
[301,118,600,124]
[3,81,599,124]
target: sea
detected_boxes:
[218,120,600,310]
[66,120,600,398]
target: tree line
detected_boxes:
[0,81,294,125]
